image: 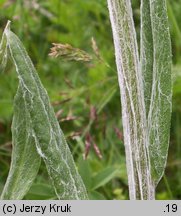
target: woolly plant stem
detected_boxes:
[107,0,172,200]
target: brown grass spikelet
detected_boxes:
[49,43,92,62]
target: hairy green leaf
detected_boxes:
[141,0,172,186]
[144,0,172,186]
[0,85,41,199]
[1,22,88,200]
[0,23,41,200]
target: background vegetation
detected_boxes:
[0,0,180,199]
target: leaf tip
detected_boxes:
[4,20,11,35]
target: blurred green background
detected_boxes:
[0,0,180,200]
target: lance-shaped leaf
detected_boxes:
[107,0,153,199]
[1,85,41,199]
[0,22,41,200]
[1,22,88,200]
[141,0,172,186]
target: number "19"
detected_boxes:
[165,204,177,213]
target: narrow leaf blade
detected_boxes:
[147,0,172,185]
[1,85,41,199]
[0,22,41,200]
[4,28,88,200]
[91,167,118,190]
